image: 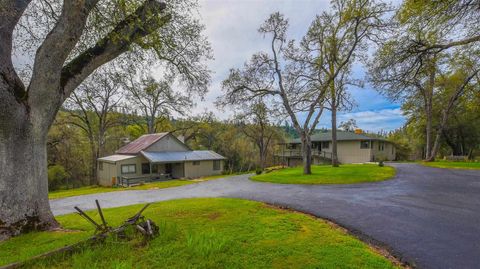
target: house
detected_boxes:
[276,130,396,166]
[97,133,226,186]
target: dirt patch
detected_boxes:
[207,212,222,220]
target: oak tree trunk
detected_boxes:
[331,105,339,167]
[425,103,433,160]
[0,112,58,240]
[301,133,312,175]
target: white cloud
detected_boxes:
[336,108,405,132]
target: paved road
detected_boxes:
[50,163,480,269]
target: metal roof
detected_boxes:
[98,154,137,163]
[116,133,168,154]
[288,131,388,143]
[141,150,226,163]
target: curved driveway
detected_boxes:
[50,163,480,269]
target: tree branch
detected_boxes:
[61,0,171,97]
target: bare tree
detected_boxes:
[296,0,388,166]
[64,70,123,185]
[228,100,278,171]
[124,75,192,134]
[0,0,210,239]
[222,13,328,175]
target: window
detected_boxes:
[360,141,370,149]
[213,160,221,171]
[142,163,150,174]
[378,142,385,151]
[121,164,136,174]
[321,141,329,149]
[193,161,200,166]
[98,161,103,171]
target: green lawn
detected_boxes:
[0,198,399,268]
[48,174,229,200]
[251,164,396,184]
[420,161,480,170]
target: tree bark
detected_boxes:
[88,135,98,186]
[0,113,58,240]
[424,100,433,160]
[301,133,312,174]
[331,104,339,167]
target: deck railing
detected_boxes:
[275,149,332,160]
[118,173,172,187]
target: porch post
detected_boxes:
[150,162,153,181]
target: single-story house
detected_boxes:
[276,130,396,166]
[97,133,226,186]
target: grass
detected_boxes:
[251,164,396,184]
[420,160,480,170]
[48,174,230,200]
[0,198,399,268]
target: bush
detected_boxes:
[48,164,70,191]
[255,168,262,175]
[378,160,384,167]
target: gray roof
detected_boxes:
[288,131,388,143]
[141,150,226,163]
[98,154,137,163]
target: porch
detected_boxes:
[118,162,185,187]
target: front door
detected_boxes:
[165,163,173,175]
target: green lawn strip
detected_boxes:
[48,174,233,200]
[0,198,399,268]
[251,164,396,184]
[420,161,480,170]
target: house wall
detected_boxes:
[171,163,185,178]
[371,141,396,161]
[97,162,118,186]
[336,141,372,163]
[144,134,190,152]
[98,156,152,186]
[184,160,223,179]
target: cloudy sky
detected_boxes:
[188,0,405,132]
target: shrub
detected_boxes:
[378,160,384,167]
[48,164,70,191]
[255,168,262,175]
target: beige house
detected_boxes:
[97,133,225,186]
[276,131,396,166]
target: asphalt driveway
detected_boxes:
[50,163,480,269]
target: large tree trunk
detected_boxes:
[89,137,98,186]
[427,108,450,161]
[301,133,312,175]
[425,103,433,160]
[0,114,58,240]
[331,105,339,167]
[258,147,266,170]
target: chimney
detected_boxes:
[354,129,363,134]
